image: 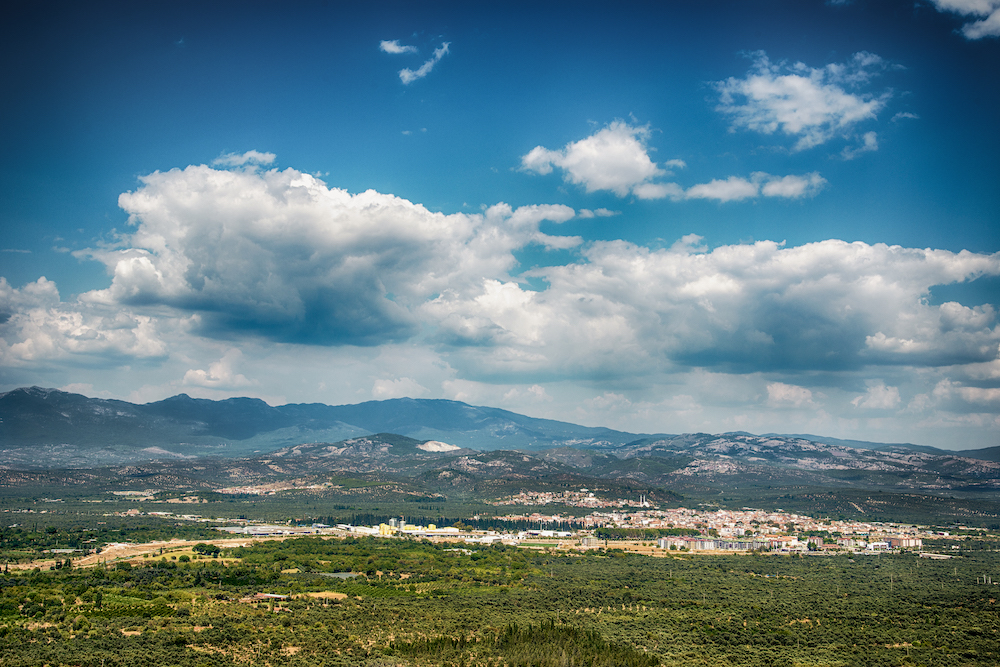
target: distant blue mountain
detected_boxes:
[0,387,649,467]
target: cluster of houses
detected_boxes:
[652,535,922,553]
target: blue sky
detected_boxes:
[2,0,999,448]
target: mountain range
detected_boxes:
[0,386,641,467]
[1,387,998,499]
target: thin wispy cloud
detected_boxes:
[577,208,620,218]
[841,131,879,160]
[399,42,450,84]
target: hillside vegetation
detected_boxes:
[1,536,998,666]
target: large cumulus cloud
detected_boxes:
[428,238,1000,379]
[0,277,166,365]
[65,160,1000,382]
[0,158,991,390]
[80,163,575,346]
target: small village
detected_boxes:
[9,486,967,565]
[480,489,936,551]
[57,487,953,555]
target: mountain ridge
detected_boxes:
[0,386,652,467]
[772,432,1000,462]
[2,387,997,481]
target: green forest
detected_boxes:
[1,535,998,666]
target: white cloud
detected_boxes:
[759,172,827,198]
[962,352,1000,380]
[429,239,1000,381]
[714,51,890,151]
[766,382,815,408]
[577,208,621,218]
[681,172,826,202]
[940,378,997,408]
[586,391,633,411]
[684,176,759,202]
[379,39,418,54]
[60,382,96,395]
[841,131,879,160]
[521,122,822,202]
[503,384,553,403]
[520,121,671,197]
[632,182,684,200]
[669,234,708,254]
[0,277,167,365]
[212,150,276,167]
[931,0,1000,39]
[399,42,450,84]
[851,380,901,409]
[862,299,999,365]
[0,276,59,314]
[372,376,428,399]
[959,386,1000,404]
[183,349,256,389]
[905,378,1000,422]
[891,112,919,122]
[77,162,575,346]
